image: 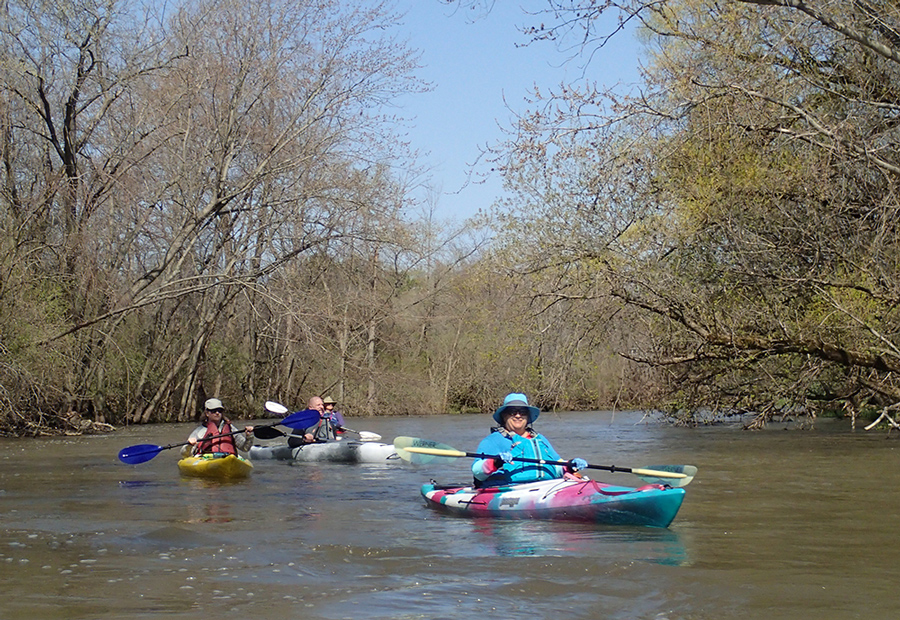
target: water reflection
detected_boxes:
[117,525,225,551]
[184,499,233,524]
[117,479,159,488]
[462,517,690,564]
[3,413,899,620]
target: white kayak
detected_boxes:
[249,440,401,464]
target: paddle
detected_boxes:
[264,401,289,416]
[117,409,320,464]
[270,400,382,441]
[392,436,697,488]
[337,426,382,441]
[253,426,288,440]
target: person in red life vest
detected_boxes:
[182,398,255,457]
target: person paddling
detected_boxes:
[471,392,587,488]
[287,395,341,447]
[182,398,255,457]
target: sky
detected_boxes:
[389,1,645,222]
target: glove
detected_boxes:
[493,451,513,467]
[568,458,588,472]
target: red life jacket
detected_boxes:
[196,419,237,455]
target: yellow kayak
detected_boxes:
[177,454,253,480]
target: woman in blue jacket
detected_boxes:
[471,392,587,487]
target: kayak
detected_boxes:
[421,478,686,527]
[249,440,400,464]
[177,454,253,480]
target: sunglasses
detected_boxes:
[207,408,224,413]
[504,408,530,418]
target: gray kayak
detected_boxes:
[249,440,400,464]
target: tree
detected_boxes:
[453,0,900,426]
[0,0,428,431]
[1,0,185,429]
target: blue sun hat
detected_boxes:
[492,392,541,424]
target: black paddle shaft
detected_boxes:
[468,451,646,474]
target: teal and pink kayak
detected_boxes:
[421,478,685,527]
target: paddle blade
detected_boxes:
[405,446,468,458]
[118,444,164,464]
[265,401,289,416]
[253,426,285,440]
[280,409,321,429]
[336,426,381,441]
[393,436,462,464]
[639,464,698,488]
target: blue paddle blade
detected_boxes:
[280,409,321,429]
[118,444,164,464]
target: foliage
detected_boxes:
[465,0,900,427]
[0,0,447,432]
[20,0,888,435]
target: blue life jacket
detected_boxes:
[472,427,564,487]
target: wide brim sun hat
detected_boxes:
[492,392,540,424]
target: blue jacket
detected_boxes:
[471,427,564,487]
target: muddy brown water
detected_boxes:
[1,411,897,619]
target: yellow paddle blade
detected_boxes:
[631,467,687,479]
[403,446,467,458]
[637,465,697,487]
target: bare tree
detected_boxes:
[0,0,428,429]
[1,0,185,427]
[436,1,900,426]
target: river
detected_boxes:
[1,410,897,619]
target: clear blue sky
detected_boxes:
[390,1,644,221]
